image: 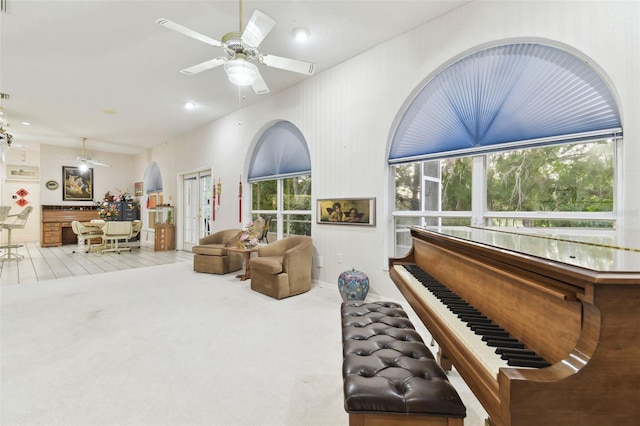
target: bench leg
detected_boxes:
[349,413,463,426]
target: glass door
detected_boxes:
[183,170,212,251]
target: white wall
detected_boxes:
[0,143,141,244]
[147,1,637,299]
[39,144,139,207]
[4,1,635,298]
[1,145,41,242]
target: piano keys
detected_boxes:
[389,226,640,426]
[401,264,550,369]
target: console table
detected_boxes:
[41,205,99,247]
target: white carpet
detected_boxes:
[1,261,486,426]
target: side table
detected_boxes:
[225,246,259,281]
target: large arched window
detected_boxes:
[389,41,621,255]
[248,121,312,239]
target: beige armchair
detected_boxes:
[249,236,313,299]
[192,229,243,274]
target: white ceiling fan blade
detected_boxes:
[241,10,276,48]
[89,160,112,168]
[180,57,227,75]
[252,69,270,95]
[78,157,111,167]
[261,54,316,75]
[156,18,225,49]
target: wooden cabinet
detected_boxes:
[42,222,62,246]
[41,205,100,247]
[154,224,175,251]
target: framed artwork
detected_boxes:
[134,181,143,196]
[62,166,94,201]
[317,198,375,226]
[6,164,39,181]
[45,180,59,190]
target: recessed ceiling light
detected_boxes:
[184,102,196,110]
[292,27,311,42]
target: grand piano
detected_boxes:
[389,226,640,426]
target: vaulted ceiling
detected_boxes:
[0,0,470,155]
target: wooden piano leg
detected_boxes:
[437,347,453,371]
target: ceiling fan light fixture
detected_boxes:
[78,162,89,172]
[224,59,258,86]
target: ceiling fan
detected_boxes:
[156,0,315,94]
[77,137,111,170]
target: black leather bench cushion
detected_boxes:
[341,301,466,418]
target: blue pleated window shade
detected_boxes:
[248,121,311,182]
[145,161,163,193]
[389,43,622,164]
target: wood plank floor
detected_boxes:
[0,241,193,285]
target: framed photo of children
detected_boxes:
[62,166,94,201]
[317,198,375,226]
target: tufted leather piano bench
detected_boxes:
[341,301,466,426]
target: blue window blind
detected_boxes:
[145,161,163,193]
[389,43,622,164]
[248,121,311,182]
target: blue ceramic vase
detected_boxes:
[338,268,369,301]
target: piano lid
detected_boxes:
[415,226,640,274]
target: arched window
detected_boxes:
[248,121,312,239]
[144,161,164,210]
[389,41,620,255]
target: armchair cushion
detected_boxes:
[249,256,283,275]
[192,245,227,256]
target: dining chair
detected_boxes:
[120,220,142,250]
[100,221,133,254]
[258,217,273,244]
[71,220,104,253]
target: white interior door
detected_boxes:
[182,171,212,251]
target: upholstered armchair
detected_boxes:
[248,236,313,299]
[192,228,243,274]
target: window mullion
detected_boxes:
[277,179,283,240]
[471,155,486,226]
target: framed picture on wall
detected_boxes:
[134,181,143,196]
[316,198,376,226]
[62,166,94,201]
[6,164,39,181]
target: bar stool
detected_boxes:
[0,206,11,258]
[1,206,33,260]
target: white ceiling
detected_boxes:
[1,0,469,155]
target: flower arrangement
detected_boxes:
[98,202,119,220]
[103,188,135,203]
[237,218,264,249]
